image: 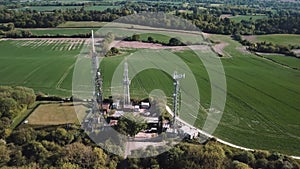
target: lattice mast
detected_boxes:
[91,30,103,109]
[173,71,185,129]
[123,61,130,106]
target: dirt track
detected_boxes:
[113,41,210,51]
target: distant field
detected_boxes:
[210,3,223,7]
[260,54,300,69]
[85,5,120,11]
[254,34,300,46]
[168,10,193,15]
[27,103,89,125]
[97,25,205,44]
[0,39,84,96]
[16,5,120,11]
[18,6,80,11]
[139,33,171,43]
[228,14,267,22]
[57,21,108,28]
[20,28,99,36]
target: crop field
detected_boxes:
[255,34,300,46]
[97,25,206,44]
[228,14,267,22]
[18,6,81,11]
[16,5,120,12]
[85,5,121,11]
[99,35,300,156]
[20,28,99,36]
[27,103,89,125]
[0,39,84,96]
[57,21,108,28]
[139,33,171,43]
[259,54,300,70]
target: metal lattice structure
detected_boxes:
[91,30,103,110]
[173,71,185,127]
[123,61,131,106]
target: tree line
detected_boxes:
[232,34,299,56]
[0,1,299,36]
[0,86,35,140]
[1,125,300,169]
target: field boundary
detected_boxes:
[56,62,75,92]
[11,102,41,129]
[254,52,300,71]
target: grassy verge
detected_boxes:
[11,102,41,129]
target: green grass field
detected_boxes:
[57,21,108,28]
[0,39,84,96]
[17,5,120,12]
[27,103,89,125]
[20,28,99,36]
[230,15,267,22]
[85,5,120,11]
[259,54,300,70]
[18,6,81,11]
[139,33,171,43]
[98,35,300,156]
[255,34,300,46]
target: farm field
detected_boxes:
[139,33,171,43]
[259,54,300,70]
[16,5,120,12]
[18,6,81,11]
[19,28,99,36]
[85,5,120,11]
[98,34,300,156]
[244,34,300,46]
[0,39,84,96]
[229,14,267,22]
[27,102,89,125]
[97,24,206,44]
[57,21,108,28]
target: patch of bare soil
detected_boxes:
[113,41,210,51]
[220,14,233,19]
[212,42,229,56]
[202,32,211,39]
[243,35,256,42]
[292,49,300,57]
[236,46,251,54]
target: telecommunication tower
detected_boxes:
[173,71,185,128]
[91,30,103,109]
[123,61,130,106]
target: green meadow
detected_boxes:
[230,14,267,22]
[0,39,83,96]
[255,34,300,46]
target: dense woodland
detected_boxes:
[0,86,35,140]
